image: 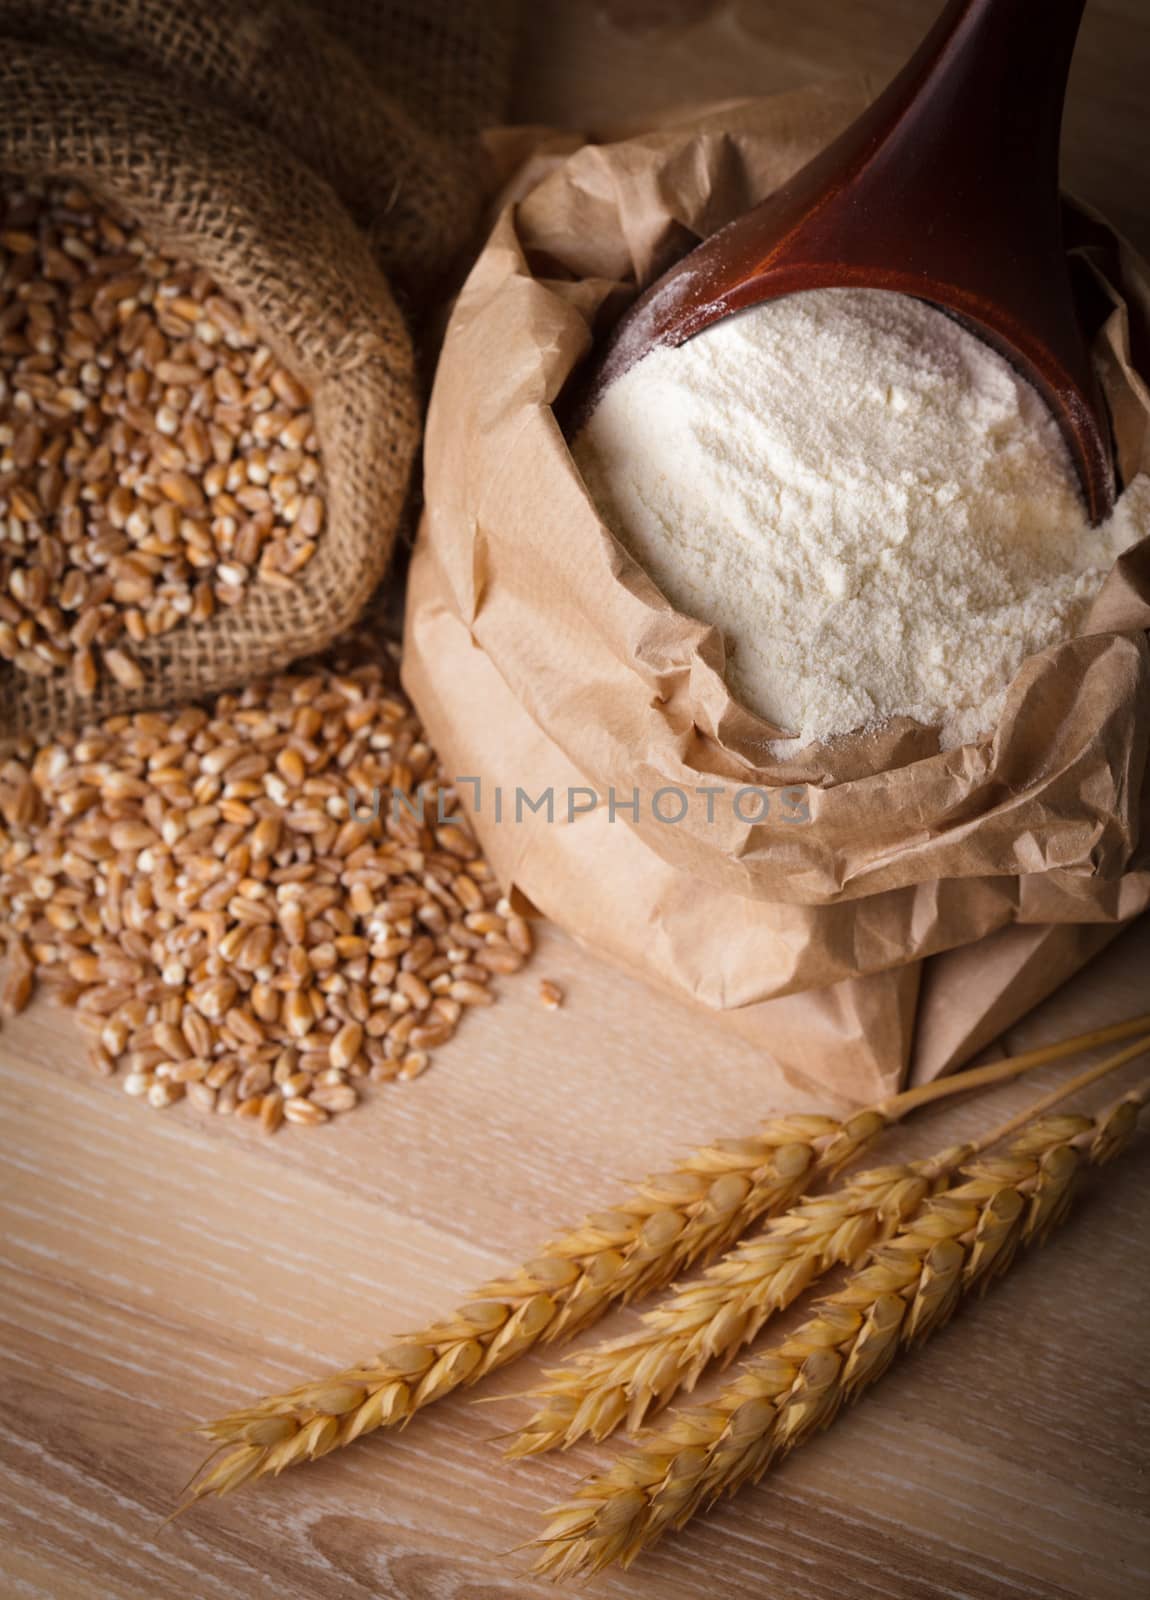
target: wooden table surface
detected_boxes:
[4,4,1150,1599]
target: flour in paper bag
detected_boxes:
[574,288,1148,751]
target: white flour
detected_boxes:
[574,288,1148,751]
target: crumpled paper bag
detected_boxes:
[403,81,1150,1104]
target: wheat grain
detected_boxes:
[0,177,326,693]
[528,1086,1147,1578]
[0,645,523,1127]
[539,979,564,1010]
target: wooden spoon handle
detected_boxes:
[852,0,1083,186]
[811,0,1082,283]
[584,0,1115,521]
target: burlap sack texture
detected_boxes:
[0,38,421,740]
[0,0,519,303]
[0,1,519,741]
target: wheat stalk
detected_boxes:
[185,1112,864,1499]
[509,1034,1150,1454]
[184,1014,1148,1502]
[528,1083,1147,1579]
[506,1157,951,1456]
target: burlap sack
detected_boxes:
[0,1,519,741]
[0,0,519,301]
[0,38,421,740]
[403,84,1150,1103]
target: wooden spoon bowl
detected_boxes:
[575,0,1117,524]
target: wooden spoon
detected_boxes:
[576,0,1117,524]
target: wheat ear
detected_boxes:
[185,1015,1146,1502]
[528,1082,1147,1578]
[185,1112,868,1500]
[506,1159,949,1456]
[509,1033,1150,1454]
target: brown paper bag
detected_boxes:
[403,83,1150,1102]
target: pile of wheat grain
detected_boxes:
[0,176,325,696]
[0,644,532,1129]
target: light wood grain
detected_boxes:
[3,4,1150,1597]
[2,915,1149,1600]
